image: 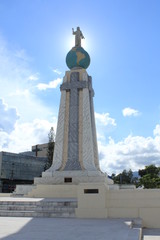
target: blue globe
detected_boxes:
[66,47,90,69]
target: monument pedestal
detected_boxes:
[26,180,113,199]
[34,170,113,185]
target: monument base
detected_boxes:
[25,181,115,199]
[35,170,113,185]
[14,170,116,198]
[23,170,114,198]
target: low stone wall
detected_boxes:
[75,183,160,228]
[107,189,160,228]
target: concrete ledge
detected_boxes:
[27,184,77,198]
[0,193,11,197]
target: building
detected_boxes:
[32,143,49,157]
[0,147,48,193]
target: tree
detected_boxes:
[139,164,159,177]
[112,169,133,184]
[138,165,160,189]
[44,127,55,171]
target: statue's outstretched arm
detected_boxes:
[72,28,75,35]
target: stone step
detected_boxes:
[0,210,75,218]
[0,201,77,207]
[0,202,77,208]
[0,205,76,212]
[0,199,77,218]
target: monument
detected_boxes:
[12,28,160,228]
[33,27,113,187]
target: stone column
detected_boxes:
[38,68,111,184]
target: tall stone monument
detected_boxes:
[34,27,113,188]
[14,29,160,228]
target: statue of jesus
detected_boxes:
[72,27,85,47]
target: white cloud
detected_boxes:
[37,78,62,90]
[122,107,140,117]
[28,73,39,81]
[0,99,57,153]
[52,69,62,75]
[153,124,160,136]
[95,112,116,139]
[95,112,116,127]
[99,128,160,175]
[0,131,9,150]
[0,118,57,153]
[0,99,19,133]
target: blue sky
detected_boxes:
[0,0,160,174]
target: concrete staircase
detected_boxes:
[0,198,77,218]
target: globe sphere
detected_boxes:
[66,47,90,69]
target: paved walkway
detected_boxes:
[0,217,141,240]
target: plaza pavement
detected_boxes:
[0,217,141,240]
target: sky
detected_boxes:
[0,0,160,175]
